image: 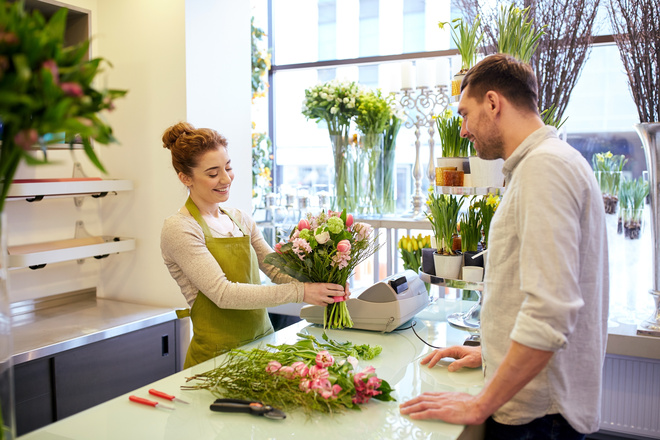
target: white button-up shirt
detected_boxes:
[481,126,609,434]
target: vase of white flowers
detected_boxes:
[302,80,362,212]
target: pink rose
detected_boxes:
[337,239,351,253]
[346,213,354,228]
[60,82,83,97]
[298,219,311,230]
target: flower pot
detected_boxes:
[594,170,622,214]
[463,250,484,268]
[462,266,483,282]
[451,73,465,97]
[469,157,505,188]
[433,252,463,280]
[421,248,436,275]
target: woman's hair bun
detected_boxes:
[162,122,196,150]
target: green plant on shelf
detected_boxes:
[426,190,464,255]
[439,16,484,73]
[495,4,546,63]
[459,202,481,253]
[435,109,473,157]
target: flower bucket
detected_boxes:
[433,252,463,280]
[469,157,505,188]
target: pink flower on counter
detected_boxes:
[279,366,295,379]
[351,366,382,404]
[266,361,282,374]
[60,81,83,97]
[315,350,334,368]
[291,361,309,378]
[336,239,351,253]
[308,365,329,381]
[298,219,311,230]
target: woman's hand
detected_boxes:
[303,282,350,306]
[420,345,482,371]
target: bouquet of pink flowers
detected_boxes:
[183,332,394,414]
[264,210,379,329]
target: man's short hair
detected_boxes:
[461,54,539,114]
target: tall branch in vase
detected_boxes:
[456,0,600,122]
[607,0,660,334]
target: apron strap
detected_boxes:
[185,197,249,237]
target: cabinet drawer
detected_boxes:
[54,321,177,419]
[14,357,54,436]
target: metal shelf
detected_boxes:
[8,236,136,270]
[434,186,504,196]
[418,269,484,291]
[7,179,133,202]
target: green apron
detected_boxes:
[178,197,273,368]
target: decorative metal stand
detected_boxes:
[397,86,450,217]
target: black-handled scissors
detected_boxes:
[210,398,286,420]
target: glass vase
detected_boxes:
[594,170,622,214]
[634,122,660,334]
[0,212,15,440]
[358,133,384,215]
[382,147,396,214]
[622,207,644,240]
[329,132,354,213]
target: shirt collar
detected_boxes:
[502,125,558,182]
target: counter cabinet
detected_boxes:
[15,320,178,436]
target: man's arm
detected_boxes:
[399,341,553,424]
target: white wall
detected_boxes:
[6,0,252,308]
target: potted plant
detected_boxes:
[438,16,483,96]
[591,151,628,214]
[475,194,500,253]
[459,202,482,269]
[621,177,649,240]
[426,191,464,279]
[495,4,546,63]
[435,109,473,186]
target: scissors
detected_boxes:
[210,398,286,420]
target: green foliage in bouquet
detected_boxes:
[183,332,394,416]
[426,191,464,255]
[495,4,546,63]
[0,1,127,212]
[435,109,473,157]
[355,89,393,135]
[264,210,380,329]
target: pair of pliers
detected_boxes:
[210,398,286,420]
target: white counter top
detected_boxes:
[18,300,486,440]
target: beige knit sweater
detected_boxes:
[160,206,304,309]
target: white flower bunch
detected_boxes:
[302,79,362,134]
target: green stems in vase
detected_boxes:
[383,115,402,214]
[620,176,649,239]
[592,151,628,214]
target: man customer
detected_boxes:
[400,54,609,440]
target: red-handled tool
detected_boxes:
[129,395,175,410]
[149,389,190,404]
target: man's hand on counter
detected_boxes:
[420,345,483,371]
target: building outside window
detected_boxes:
[252,0,654,325]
